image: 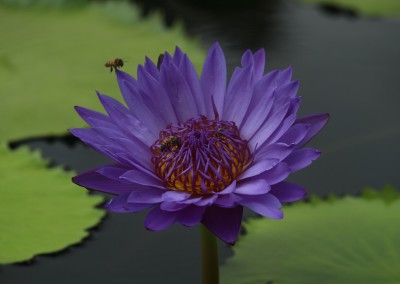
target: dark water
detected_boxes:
[2,1,400,283]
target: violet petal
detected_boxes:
[177,205,206,227]
[238,193,283,219]
[202,206,243,245]
[105,195,154,213]
[145,207,178,231]
[128,188,165,204]
[73,166,133,195]
[200,42,227,117]
[120,169,165,189]
[295,113,330,148]
[235,179,271,195]
[270,182,307,202]
[284,148,321,172]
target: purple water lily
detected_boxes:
[70,43,328,244]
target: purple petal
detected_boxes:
[252,48,266,81]
[235,179,270,195]
[144,56,160,80]
[214,194,242,208]
[200,42,227,117]
[128,188,165,203]
[195,195,218,206]
[69,129,119,162]
[96,165,129,180]
[238,193,283,219]
[274,81,299,106]
[239,71,278,137]
[179,196,203,204]
[249,99,291,149]
[278,123,310,146]
[276,66,292,85]
[284,148,321,172]
[177,205,206,227]
[161,51,173,66]
[287,96,302,115]
[97,92,129,119]
[73,166,133,195]
[162,191,192,202]
[295,113,330,147]
[116,70,165,136]
[110,137,153,170]
[173,46,185,66]
[69,128,107,145]
[111,150,159,179]
[97,93,156,146]
[238,158,279,180]
[202,206,243,245]
[87,138,153,175]
[240,50,253,67]
[181,54,206,115]
[160,61,199,121]
[120,170,165,189]
[160,201,189,211]
[105,195,154,213]
[257,162,291,185]
[255,143,295,163]
[74,106,114,129]
[270,182,307,202]
[262,113,297,146]
[262,96,302,147]
[136,66,177,125]
[216,180,237,195]
[223,63,254,126]
[71,139,132,168]
[115,70,139,109]
[145,207,178,231]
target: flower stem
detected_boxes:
[200,224,219,284]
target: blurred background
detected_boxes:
[1,0,399,283]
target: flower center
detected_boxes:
[151,115,252,194]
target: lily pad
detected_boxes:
[221,192,400,283]
[0,1,204,142]
[0,144,104,264]
[362,184,400,205]
[302,0,400,17]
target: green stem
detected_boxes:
[200,224,219,284]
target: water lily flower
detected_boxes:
[70,43,328,245]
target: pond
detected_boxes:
[2,0,400,283]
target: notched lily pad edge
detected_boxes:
[233,184,400,246]
[7,211,109,266]
[234,184,400,244]
[0,144,108,265]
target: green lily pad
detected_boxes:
[362,184,400,205]
[221,192,400,284]
[0,1,205,142]
[0,144,104,264]
[302,0,400,17]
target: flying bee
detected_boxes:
[105,58,124,72]
[160,136,181,152]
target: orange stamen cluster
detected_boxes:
[151,116,252,194]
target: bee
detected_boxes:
[105,58,124,72]
[157,54,164,70]
[160,136,181,152]
[214,127,225,137]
